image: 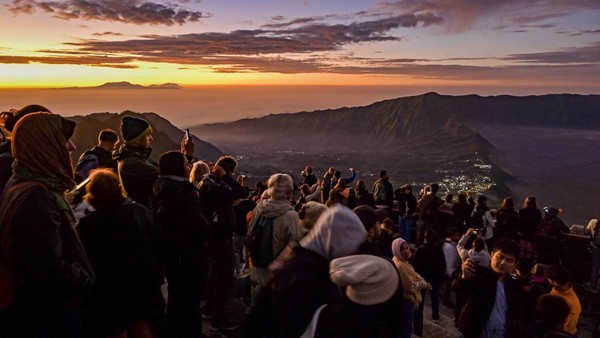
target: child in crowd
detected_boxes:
[545,265,582,336]
[457,227,490,267]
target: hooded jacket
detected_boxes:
[248,199,303,286]
[113,144,158,209]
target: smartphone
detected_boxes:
[185,128,191,139]
[472,230,479,235]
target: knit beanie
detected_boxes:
[120,116,152,143]
[330,255,399,305]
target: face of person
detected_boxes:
[139,133,153,149]
[400,242,411,261]
[490,250,517,276]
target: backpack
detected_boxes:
[247,215,275,268]
[536,218,561,240]
[74,152,99,180]
[422,198,439,224]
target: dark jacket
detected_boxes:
[0,141,13,195]
[77,199,163,335]
[153,176,209,268]
[113,145,158,209]
[75,145,117,181]
[2,184,95,323]
[302,173,317,187]
[518,208,542,240]
[412,242,446,286]
[452,202,472,232]
[372,178,394,208]
[496,208,519,240]
[198,173,247,240]
[355,187,375,207]
[453,268,525,338]
[242,245,340,338]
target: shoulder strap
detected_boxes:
[300,304,327,338]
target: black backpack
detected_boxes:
[469,207,485,229]
[247,215,275,268]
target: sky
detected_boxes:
[0,0,599,92]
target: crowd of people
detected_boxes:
[0,104,599,338]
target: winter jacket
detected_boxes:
[495,208,519,240]
[453,268,525,338]
[518,208,542,241]
[372,178,394,207]
[411,242,446,286]
[153,176,209,269]
[355,187,375,207]
[1,183,95,323]
[113,145,158,209]
[457,233,491,267]
[243,246,340,338]
[75,145,117,180]
[198,173,247,240]
[77,199,164,335]
[248,199,303,286]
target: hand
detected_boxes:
[64,190,79,205]
[181,136,195,156]
[425,283,433,290]
[461,259,476,280]
[466,228,475,235]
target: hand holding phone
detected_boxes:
[185,128,191,139]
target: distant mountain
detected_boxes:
[58,81,182,90]
[69,111,222,163]
[193,92,600,152]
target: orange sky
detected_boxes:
[0,0,598,92]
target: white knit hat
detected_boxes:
[329,255,399,306]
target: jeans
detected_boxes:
[415,282,440,336]
[398,215,413,243]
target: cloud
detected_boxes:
[559,29,600,37]
[503,42,600,64]
[379,0,600,32]
[91,32,124,37]
[7,0,210,26]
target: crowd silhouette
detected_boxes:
[0,105,599,338]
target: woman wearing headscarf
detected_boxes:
[0,112,95,337]
[392,238,431,338]
[242,204,367,338]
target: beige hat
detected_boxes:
[329,255,399,306]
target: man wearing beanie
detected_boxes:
[113,115,194,209]
[75,129,119,181]
[300,255,403,338]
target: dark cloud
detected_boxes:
[0,54,138,68]
[380,0,600,32]
[7,0,210,26]
[559,29,600,36]
[503,42,600,64]
[62,14,443,59]
[91,32,124,37]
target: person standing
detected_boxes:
[453,239,527,338]
[416,183,443,246]
[372,170,394,208]
[74,129,119,181]
[114,116,193,210]
[545,265,581,336]
[78,169,163,338]
[198,156,248,333]
[0,112,95,337]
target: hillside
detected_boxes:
[193,92,600,152]
[70,111,223,163]
[190,92,600,224]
